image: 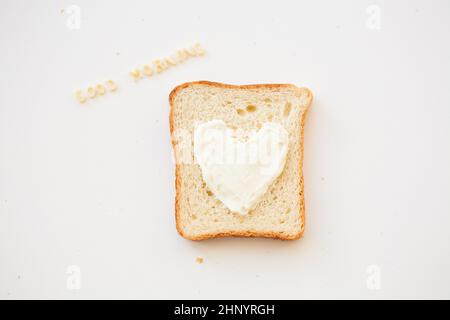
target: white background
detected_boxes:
[1,0,449,299]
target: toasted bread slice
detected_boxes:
[169,81,312,240]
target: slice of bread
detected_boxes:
[169,81,313,240]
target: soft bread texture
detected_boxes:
[169,81,312,240]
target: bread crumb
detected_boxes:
[196,257,204,264]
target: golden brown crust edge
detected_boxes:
[169,81,313,241]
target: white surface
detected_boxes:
[1,0,449,299]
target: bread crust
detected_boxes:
[169,81,313,241]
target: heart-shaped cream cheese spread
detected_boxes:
[193,120,289,215]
